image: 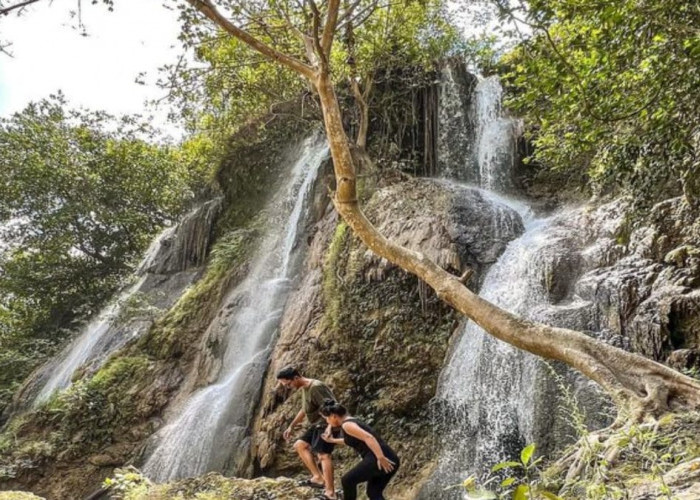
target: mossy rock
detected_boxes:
[0,493,46,500]
[106,470,316,500]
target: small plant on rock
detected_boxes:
[452,444,563,499]
[103,467,151,499]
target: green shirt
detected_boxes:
[302,379,335,425]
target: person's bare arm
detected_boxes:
[342,422,395,472]
[321,423,345,445]
[283,409,306,441]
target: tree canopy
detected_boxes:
[494,0,700,206]
[0,94,208,409]
[162,0,457,148]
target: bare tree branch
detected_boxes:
[336,0,364,26]
[306,0,327,66]
[320,0,339,56]
[187,0,316,79]
[0,0,42,16]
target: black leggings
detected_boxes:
[341,453,400,500]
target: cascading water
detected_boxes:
[474,77,522,192]
[427,211,559,493]
[423,67,608,498]
[436,62,522,191]
[24,199,222,408]
[142,134,328,482]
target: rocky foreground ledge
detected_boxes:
[0,471,320,500]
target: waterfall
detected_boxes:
[437,63,477,182]
[474,77,522,192]
[424,202,613,497]
[422,66,609,498]
[142,134,328,482]
[436,62,522,191]
[428,211,557,493]
[26,199,222,407]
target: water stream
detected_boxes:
[425,67,609,498]
[27,199,221,407]
[142,134,329,482]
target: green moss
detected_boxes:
[0,493,45,500]
[138,227,258,360]
[215,110,316,233]
[322,221,349,332]
[90,356,150,391]
[104,469,308,500]
[0,354,154,473]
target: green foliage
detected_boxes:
[331,0,458,78]
[164,34,305,158]
[452,443,562,500]
[0,94,210,412]
[498,0,700,206]
[38,354,152,448]
[0,355,154,479]
[103,467,152,500]
[0,355,154,477]
[537,412,700,498]
[163,0,459,163]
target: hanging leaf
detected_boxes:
[492,461,522,472]
[521,443,536,466]
[501,477,517,488]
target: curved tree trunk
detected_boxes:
[315,71,700,419]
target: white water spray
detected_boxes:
[142,135,328,482]
[29,200,221,407]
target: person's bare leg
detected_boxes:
[293,440,323,484]
[319,453,336,499]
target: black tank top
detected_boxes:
[341,417,397,459]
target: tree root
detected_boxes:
[558,414,672,485]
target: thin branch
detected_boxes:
[187,0,316,80]
[0,0,42,16]
[321,0,340,56]
[337,0,380,33]
[336,0,364,26]
[307,0,326,66]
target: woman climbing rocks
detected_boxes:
[320,400,400,500]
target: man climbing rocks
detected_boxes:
[277,366,338,500]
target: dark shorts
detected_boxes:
[299,424,336,455]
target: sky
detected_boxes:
[0,0,517,140]
[0,0,184,136]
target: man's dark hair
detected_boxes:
[276,366,301,380]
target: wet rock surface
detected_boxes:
[250,177,524,497]
[423,196,700,498]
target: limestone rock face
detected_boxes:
[250,177,524,496]
[566,198,700,361]
[521,198,700,453]
[138,198,223,275]
[628,458,700,499]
